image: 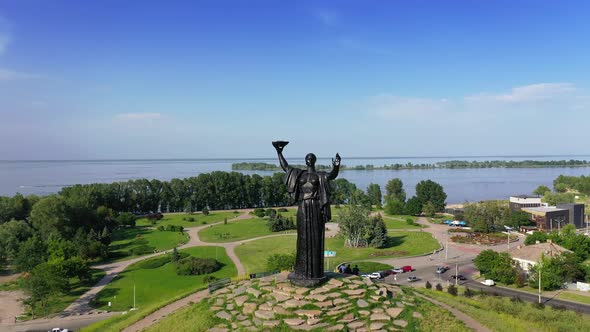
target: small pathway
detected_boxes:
[61,209,256,316]
[414,293,491,332]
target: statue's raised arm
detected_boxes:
[328,153,341,180]
[272,141,290,172]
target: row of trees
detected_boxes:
[383,179,447,216]
[463,201,532,233]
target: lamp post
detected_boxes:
[538,262,543,304]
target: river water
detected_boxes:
[1,156,590,203]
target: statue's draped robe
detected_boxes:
[283,167,332,279]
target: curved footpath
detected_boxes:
[5,211,507,331]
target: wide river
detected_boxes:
[2,156,590,203]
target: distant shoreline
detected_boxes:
[232,160,590,171]
[2,154,590,163]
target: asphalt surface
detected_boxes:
[3,313,115,332]
[373,259,590,315]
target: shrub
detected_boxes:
[139,256,171,269]
[252,208,266,218]
[266,209,277,218]
[267,214,296,232]
[201,221,207,225]
[202,207,209,216]
[406,217,414,225]
[233,210,240,214]
[223,218,227,225]
[278,208,288,212]
[131,245,155,255]
[435,283,443,291]
[157,225,165,231]
[447,284,458,296]
[176,257,221,275]
[425,281,432,289]
[182,216,195,222]
[203,275,217,283]
[266,253,295,272]
[463,287,474,298]
[158,225,184,232]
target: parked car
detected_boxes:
[450,274,467,281]
[407,275,420,282]
[401,265,413,273]
[391,268,403,274]
[369,272,384,279]
[436,266,449,274]
[481,279,495,286]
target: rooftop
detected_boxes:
[521,206,567,215]
[509,241,571,263]
[511,195,541,199]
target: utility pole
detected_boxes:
[455,264,458,286]
[133,282,136,309]
[507,231,510,250]
[445,236,448,261]
[538,264,542,304]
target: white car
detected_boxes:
[368,272,383,279]
[391,268,403,274]
[481,279,495,286]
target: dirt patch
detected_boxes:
[0,270,21,284]
[0,290,26,324]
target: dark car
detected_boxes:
[450,274,467,281]
[436,266,449,274]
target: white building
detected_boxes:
[508,240,571,272]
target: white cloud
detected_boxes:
[115,113,162,121]
[465,83,575,103]
[0,68,37,80]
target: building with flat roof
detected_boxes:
[509,195,544,211]
[557,203,585,229]
[521,206,569,232]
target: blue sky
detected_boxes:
[1,0,589,160]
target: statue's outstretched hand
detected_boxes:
[332,153,341,167]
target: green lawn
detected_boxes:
[416,288,590,332]
[108,227,189,262]
[92,246,236,312]
[383,215,423,229]
[198,217,295,243]
[136,211,239,228]
[235,231,440,274]
[558,292,590,305]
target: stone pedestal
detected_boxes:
[288,273,328,288]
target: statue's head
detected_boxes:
[305,153,317,167]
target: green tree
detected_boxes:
[533,185,551,196]
[542,192,575,206]
[367,214,387,248]
[415,180,447,212]
[171,247,180,262]
[0,219,33,263]
[29,195,71,239]
[384,198,404,215]
[202,206,210,216]
[15,235,48,272]
[524,232,549,245]
[473,250,499,275]
[23,263,69,317]
[338,205,370,248]
[464,201,510,233]
[385,178,406,203]
[423,201,436,217]
[506,210,531,228]
[554,183,568,193]
[404,196,422,215]
[116,212,136,227]
[366,183,383,208]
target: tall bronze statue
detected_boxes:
[272,141,340,287]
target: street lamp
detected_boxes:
[538,261,543,304]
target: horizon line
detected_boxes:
[2,154,590,163]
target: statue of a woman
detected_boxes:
[273,141,340,286]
